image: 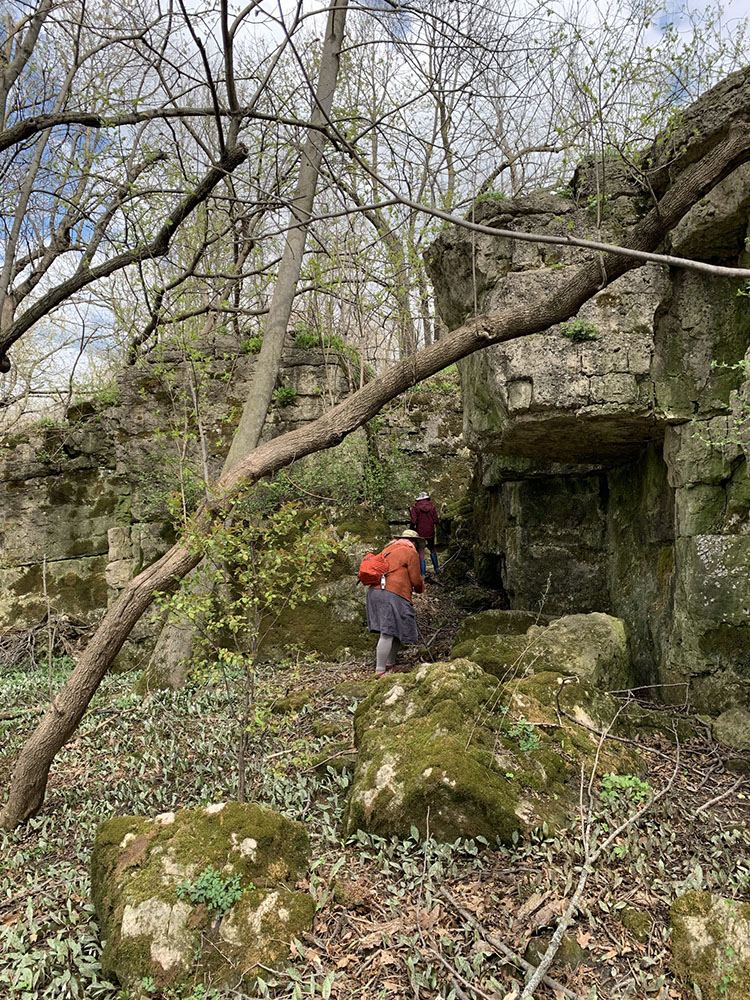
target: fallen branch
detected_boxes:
[438,887,585,1000]
[426,945,496,1000]
[694,774,748,817]
[0,706,45,721]
[519,731,680,999]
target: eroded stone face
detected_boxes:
[427,138,750,710]
[90,802,314,993]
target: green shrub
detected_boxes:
[273,385,297,407]
[293,330,320,349]
[475,190,508,205]
[241,335,263,355]
[560,318,599,342]
[508,717,541,752]
[176,867,244,914]
[600,772,652,806]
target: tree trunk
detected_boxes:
[3,114,750,829]
[143,0,349,690]
[224,0,349,465]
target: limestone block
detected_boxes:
[507,379,533,412]
[107,526,132,562]
[665,420,739,489]
[453,609,551,647]
[713,707,750,750]
[284,364,330,396]
[0,554,109,627]
[675,485,726,536]
[452,613,633,692]
[676,535,750,624]
[105,559,133,591]
[131,522,172,573]
[671,161,750,260]
[343,660,643,843]
[587,372,640,406]
[671,892,750,1000]
[90,802,314,993]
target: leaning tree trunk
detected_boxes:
[3,99,750,828]
[142,0,350,691]
[224,0,349,464]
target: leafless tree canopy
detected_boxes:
[1,0,748,424]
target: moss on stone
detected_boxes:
[333,508,389,544]
[344,659,642,844]
[312,719,341,738]
[332,878,368,908]
[310,740,357,774]
[334,678,377,700]
[620,906,653,943]
[271,688,315,715]
[525,932,587,970]
[451,614,634,692]
[91,802,313,993]
[260,592,370,662]
[452,609,549,648]
[671,892,750,1000]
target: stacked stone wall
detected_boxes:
[428,151,750,710]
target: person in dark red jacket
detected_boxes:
[410,491,439,577]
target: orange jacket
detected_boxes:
[378,539,425,603]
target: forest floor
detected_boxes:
[1,580,750,1000]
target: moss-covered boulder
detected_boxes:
[452,609,548,647]
[713,707,750,750]
[343,660,642,844]
[450,583,497,611]
[451,613,634,690]
[525,933,588,971]
[91,802,314,994]
[620,906,653,943]
[671,892,750,1000]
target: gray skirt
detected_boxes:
[366,588,418,644]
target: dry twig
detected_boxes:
[438,887,586,1000]
[694,774,747,817]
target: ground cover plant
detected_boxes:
[2,587,750,999]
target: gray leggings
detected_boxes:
[376,634,401,673]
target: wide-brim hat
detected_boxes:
[398,528,426,548]
[416,491,430,500]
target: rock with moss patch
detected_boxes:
[452,609,550,647]
[271,688,315,715]
[90,802,314,993]
[450,583,497,611]
[334,678,377,700]
[671,891,750,1000]
[452,613,633,690]
[343,660,643,843]
[713,707,750,750]
[525,932,588,970]
[620,906,653,943]
[311,740,357,774]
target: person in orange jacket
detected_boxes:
[410,491,439,577]
[365,529,425,677]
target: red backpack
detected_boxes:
[358,551,390,587]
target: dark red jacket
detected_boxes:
[410,499,439,540]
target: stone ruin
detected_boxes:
[427,114,750,713]
[3,70,750,715]
[0,336,353,643]
[0,331,467,669]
